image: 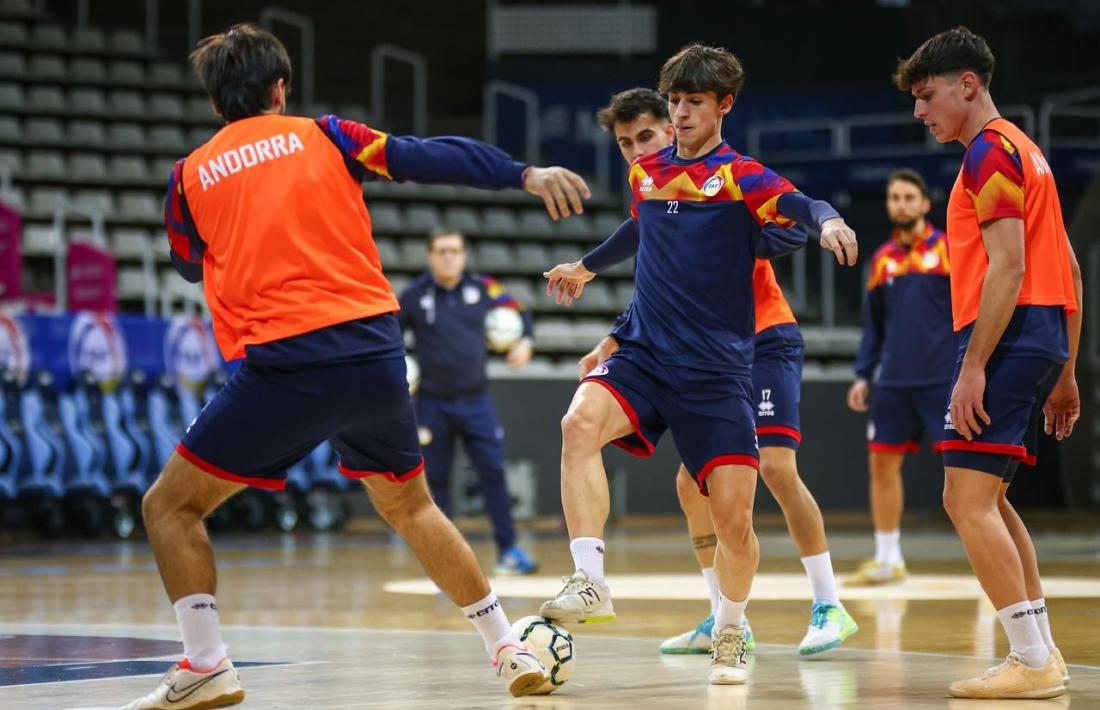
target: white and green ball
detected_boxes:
[511,615,575,694]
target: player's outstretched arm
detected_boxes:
[769,192,858,266]
[544,218,639,305]
[523,166,592,221]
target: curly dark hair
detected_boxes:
[596,88,667,132]
[893,26,994,91]
[190,23,292,122]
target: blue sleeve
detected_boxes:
[164,159,205,283]
[756,222,807,259]
[776,192,842,232]
[854,286,886,380]
[386,135,528,189]
[581,219,639,273]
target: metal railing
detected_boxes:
[371,44,428,135]
[260,7,315,108]
[50,201,110,312]
[484,80,540,164]
[1039,85,1100,155]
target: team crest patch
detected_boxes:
[462,285,481,304]
[922,251,940,269]
[702,174,725,197]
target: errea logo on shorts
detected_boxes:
[944,410,955,431]
[758,388,775,417]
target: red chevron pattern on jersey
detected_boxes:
[867,223,950,290]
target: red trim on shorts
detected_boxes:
[756,425,802,443]
[581,376,656,458]
[175,443,286,491]
[1023,453,1037,467]
[940,440,1028,460]
[695,454,761,496]
[339,457,426,483]
[868,441,920,454]
[932,441,946,452]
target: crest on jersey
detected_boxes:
[922,251,940,269]
[702,175,725,197]
[463,285,481,304]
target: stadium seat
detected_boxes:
[514,242,550,271]
[69,152,108,182]
[441,205,482,235]
[502,278,536,307]
[593,211,625,236]
[25,117,65,145]
[368,202,403,233]
[108,90,146,117]
[148,93,184,119]
[0,81,22,110]
[111,227,151,258]
[149,62,183,88]
[471,241,514,272]
[398,239,429,270]
[186,95,214,121]
[29,24,65,51]
[573,280,615,312]
[0,0,34,17]
[116,266,147,299]
[149,125,186,153]
[28,54,65,81]
[72,188,116,217]
[549,242,582,266]
[0,52,24,79]
[109,154,149,182]
[374,236,401,267]
[518,208,556,238]
[186,125,216,148]
[482,206,519,237]
[27,187,68,218]
[72,27,106,53]
[0,148,23,176]
[69,120,108,149]
[0,21,26,47]
[69,87,108,116]
[109,29,145,56]
[555,211,593,239]
[117,190,159,220]
[109,60,145,86]
[404,204,442,234]
[70,57,107,83]
[26,150,66,179]
[108,123,146,150]
[27,85,64,112]
[0,183,24,210]
[0,115,20,143]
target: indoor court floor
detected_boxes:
[2,516,1098,709]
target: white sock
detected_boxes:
[461,592,520,661]
[1030,598,1055,649]
[715,592,748,633]
[569,537,606,585]
[173,593,228,671]
[701,567,720,616]
[874,529,903,567]
[801,551,842,607]
[997,600,1050,668]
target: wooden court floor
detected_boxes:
[1,518,1098,708]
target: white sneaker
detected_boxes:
[798,602,859,656]
[119,657,244,710]
[495,644,550,697]
[538,569,615,624]
[708,625,750,685]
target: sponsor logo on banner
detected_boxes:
[0,309,29,384]
[68,311,127,387]
[164,316,220,390]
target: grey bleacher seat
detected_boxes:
[149,62,183,88]
[68,120,107,148]
[612,281,635,305]
[605,258,635,277]
[72,27,105,53]
[481,206,518,237]
[387,273,410,297]
[149,125,186,153]
[0,52,24,79]
[109,29,144,56]
[28,54,64,81]
[0,21,25,47]
[111,227,150,258]
[573,280,614,311]
[471,241,513,272]
[186,126,216,148]
[117,267,147,299]
[518,208,555,238]
[0,0,33,17]
[28,186,68,216]
[69,87,107,116]
[398,239,428,270]
[0,115,19,142]
[70,57,106,83]
[368,202,403,233]
[0,81,22,110]
[25,118,64,144]
[23,223,58,255]
[555,212,593,239]
[108,123,145,150]
[148,156,177,180]
[108,90,146,117]
[26,84,64,112]
[109,60,145,86]
[0,184,23,209]
[29,24,65,51]
[72,188,115,217]
[532,319,576,350]
[108,154,148,182]
[593,211,624,237]
[0,148,22,174]
[186,95,214,120]
[117,190,159,220]
[501,278,536,307]
[149,93,184,119]
[441,205,482,235]
[549,242,582,266]
[514,242,551,271]
[149,230,169,261]
[69,152,108,182]
[404,204,441,234]
[373,236,401,268]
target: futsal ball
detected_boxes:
[511,615,575,694]
[485,306,524,353]
[404,354,420,394]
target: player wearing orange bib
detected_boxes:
[896,27,1081,700]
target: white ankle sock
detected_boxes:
[997,600,1050,669]
[873,529,902,567]
[801,551,842,607]
[173,593,228,671]
[569,537,605,585]
[715,592,748,632]
[701,567,720,616]
[1030,598,1055,649]
[461,592,520,661]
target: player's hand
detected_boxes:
[577,336,619,380]
[847,378,870,412]
[820,218,859,266]
[1043,369,1080,440]
[949,362,990,441]
[544,260,596,306]
[524,166,592,221]
[506,337,534,369]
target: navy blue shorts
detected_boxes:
[868,384,950,454]
[941,356,1062,481]
[582,347,758,496]
[179,356,424,490]
[752,341,803,450]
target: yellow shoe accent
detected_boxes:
[844,559,906,587]
[948,653,1066,699]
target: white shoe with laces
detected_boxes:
[495,644,550,697]
[538,569,615,624]
[118,657,244,710]
[708,625,750,685]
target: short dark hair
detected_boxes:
[658,44,745,103]
[596,88,667,132]
[427,228,466,251]
[189,23,292,122]
[893,26,994,91]
[887,168,929,198]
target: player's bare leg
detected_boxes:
[759,447,857,654]
[540,382,633,623]
[849,451,907,585]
